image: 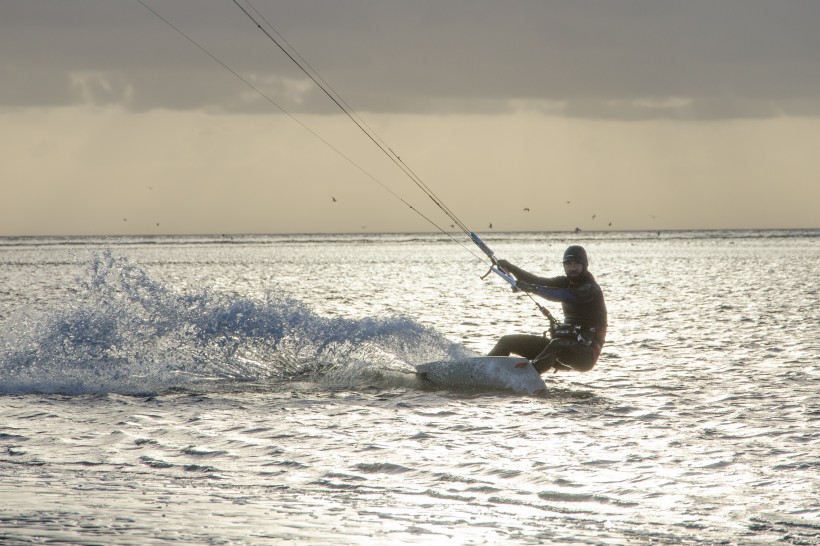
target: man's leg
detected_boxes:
[487,334,549,360]
[532,339,597,373]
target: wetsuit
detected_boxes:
[488,263,607,373]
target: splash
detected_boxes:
[0,251,471,395]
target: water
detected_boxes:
[0,230,818,545]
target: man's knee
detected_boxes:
[488,335,515,356]
[566,359,596,372]
[540,339,597,373]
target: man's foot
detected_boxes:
[530,358,552,374]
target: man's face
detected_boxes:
[563,260,584,278]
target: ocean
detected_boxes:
[0,230,817,545]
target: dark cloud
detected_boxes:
[3,0,820,119]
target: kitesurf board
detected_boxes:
[416,356,548,397]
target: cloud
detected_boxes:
[3,0,820,119]
[70,71,136,107]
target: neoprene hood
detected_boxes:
[563,245,589,267]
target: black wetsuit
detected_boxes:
[488,265,607,373]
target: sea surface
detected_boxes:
[0,230,818,545]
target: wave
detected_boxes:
[0,251,472,396]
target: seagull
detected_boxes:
[592,214,596,220]
[489,222,493,229]
[331,196,337,203]
[523,208,530,212]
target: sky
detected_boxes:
[2,0,819,236]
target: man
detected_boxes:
[488,245,607,374]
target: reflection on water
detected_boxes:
[0,230,818,544]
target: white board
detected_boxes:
[416,356,548,397]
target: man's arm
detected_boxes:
[496,260,562,286]
[518,279,598,304]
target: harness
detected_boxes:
[549,322,597,347]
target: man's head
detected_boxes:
[563,245,588,278]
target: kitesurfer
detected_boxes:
[488,245,607,374]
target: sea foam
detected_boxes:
[0,251,471,395]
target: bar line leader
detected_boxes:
[470,231,558,328]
